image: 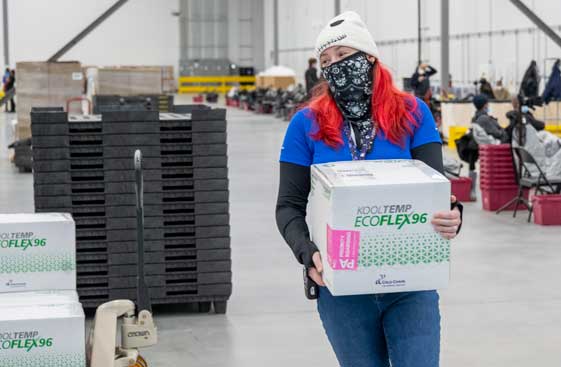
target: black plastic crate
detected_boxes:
[73,214,230,230]
[76,237,230,253]
[74,225,230,243]
[34,179,229,196]
[76,248,231,266]
[77,271,231,289]
[37,202,229,218]
[76,259,231,277]
[35,190,229,208]
[33,167,228,184]
[77,283,232,303]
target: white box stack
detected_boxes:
[309,160,451,296]
[0,213,76,293]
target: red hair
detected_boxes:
[302,62,419,148]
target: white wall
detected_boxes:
[264,0,561,91]
[1,0,179,74]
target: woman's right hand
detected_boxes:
[308,251,326,287]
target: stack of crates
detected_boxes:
[31,105,231,313]
[479,144,528,211]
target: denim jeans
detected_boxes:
[317,287,440,367]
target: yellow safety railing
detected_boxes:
[545,124,561,137]
[178,75,256,94]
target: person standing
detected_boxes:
[2,67,9,112]
[276,11,462,367]
[5,69,15,113]
[410,63,437,104]
[304,57,319,95]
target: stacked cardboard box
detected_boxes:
[31,105,231,313]
[255,75,296,89]
[95,66,175,95]
[15,62,83,140]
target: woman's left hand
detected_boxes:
[431,195,462,240]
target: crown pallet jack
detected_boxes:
[87,150,158,367]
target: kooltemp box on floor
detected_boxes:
[0,290,79,306]
[309,160,451,296]
[0,302,85,367]
[0,213,76,293]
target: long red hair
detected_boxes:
[301,62,419,147]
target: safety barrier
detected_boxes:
[178,76,256,94]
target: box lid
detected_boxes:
[0,302,84,321]
[0,213,74,224]
[312,160,448,188]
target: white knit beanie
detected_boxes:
[315,11,379,63]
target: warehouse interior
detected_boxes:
[1,1,561,366]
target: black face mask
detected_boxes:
[322,51,375,151]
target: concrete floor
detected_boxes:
[2,103,561,366]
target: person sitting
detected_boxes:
[512,122,561,179]
[493,79,511,100]
[472,94,508,144]
[505,96,545,141]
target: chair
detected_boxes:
[508,147,561,221]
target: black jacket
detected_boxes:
[410,66,437,98]
[542,59,561,104]
[520,60,540,98]
[505,110,545,141]
[305,67,319,94]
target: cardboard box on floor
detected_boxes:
[16,61,83,140]
[0,213,76,293]
[0,302,85,367]
[309,160,451,296]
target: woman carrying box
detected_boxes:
[276,11,463,367]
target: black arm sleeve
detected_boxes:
[411,142,464,233]
[425,66,438,77]
[275,162,318,267]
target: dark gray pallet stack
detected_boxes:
[31,106,231,313]
[92,95,174,114]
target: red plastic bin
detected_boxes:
[479,144,512,152]
[481,188,529,211]
[532,195,561,225]
[450,177,473,202]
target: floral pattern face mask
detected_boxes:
[322,51,376,158]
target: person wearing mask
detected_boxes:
[5,69,15,113]
[276,11,462,367]
[472,94,507,143]
[410,63,437,103]
[505,96,545,141]
[304,58,319,95]
[493,79,510,101]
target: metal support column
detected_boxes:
[2,0,9,66]
[273,0,279,65]
[417,0,422,64]
[48,0,129,62]
[440,0,450,96]
[335,0,341,15]
[510,0,561,48]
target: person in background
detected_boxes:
[472,94,507,143]
[410,63,437,103]
[2,67,9,112]
[478,77,495,100]
[5,69,15,113]
[304,57,319,95]
[505,96,545,141]
[493,79,510,101]
[277,11,462,367]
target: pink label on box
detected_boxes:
[326,225,360,271]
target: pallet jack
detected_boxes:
[87,150,158,367]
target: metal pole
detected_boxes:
[2,0,9,67]
[48,0,129,62]
[273,0,279,65]
[417,0,422,64]
[334,0,341,15]
[440,0,449,96]
[510,0,561,48]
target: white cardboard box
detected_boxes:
[0,213,76,293]
[0,302,85,367]
[309,160,451,296]
[0,290,79,307]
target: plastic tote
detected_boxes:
[533,195,561,225]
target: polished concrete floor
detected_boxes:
[2,103,561,366]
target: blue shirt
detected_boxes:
[280,98,441,166]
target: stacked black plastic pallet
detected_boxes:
[31,106,231,313]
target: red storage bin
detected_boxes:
[479,144,511,152]
[450,177,473,202]
[532,195,561,225]
[193,95,204,103]
[481,188,529,211]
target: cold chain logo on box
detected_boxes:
[0,232,47,251]
[354,204,428,230]
[375,274,406,288]
[0,331,53,352]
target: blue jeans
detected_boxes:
[317,287,440,367]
